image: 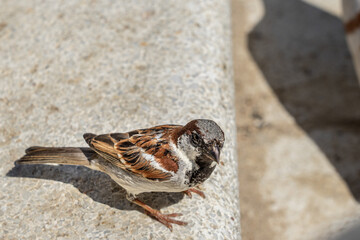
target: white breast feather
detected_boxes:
[170,142,194,186]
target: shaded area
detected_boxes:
[332,222,360,240]
[7,163,184,212]
[249,0,360,199]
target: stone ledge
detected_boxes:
[0,0,240,239]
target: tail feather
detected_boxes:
[17,147,96,166]
[83,133,96,146]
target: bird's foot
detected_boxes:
[183,188,206,199]
[131,198,187,231]
[145,210,187,231]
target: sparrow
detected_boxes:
[16,119,225,231]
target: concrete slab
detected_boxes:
[0,0,240,239]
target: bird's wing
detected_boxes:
[83,125,181,181]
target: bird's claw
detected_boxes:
[183,188,206,199]
[145,210,187,231]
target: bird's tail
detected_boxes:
[16,146,96,166]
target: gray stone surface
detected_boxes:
[0,0,240,239]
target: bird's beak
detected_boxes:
[211,145,220,164]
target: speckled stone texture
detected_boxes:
[0,0,240,239]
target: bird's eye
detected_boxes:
[191,133,201,146]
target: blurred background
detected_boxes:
[232,0,360,239]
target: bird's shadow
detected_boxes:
[7,163,184,212]
[248,0,360,199]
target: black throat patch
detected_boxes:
[188,155,216,187]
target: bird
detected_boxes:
[16,119,225,231]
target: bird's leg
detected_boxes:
[183,188,206,199]
[126,194,187,231]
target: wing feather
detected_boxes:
[84,124,181,181]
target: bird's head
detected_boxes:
[174,119,225,165]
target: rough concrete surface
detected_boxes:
[233,0,360,239]
[0,1,240,239]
